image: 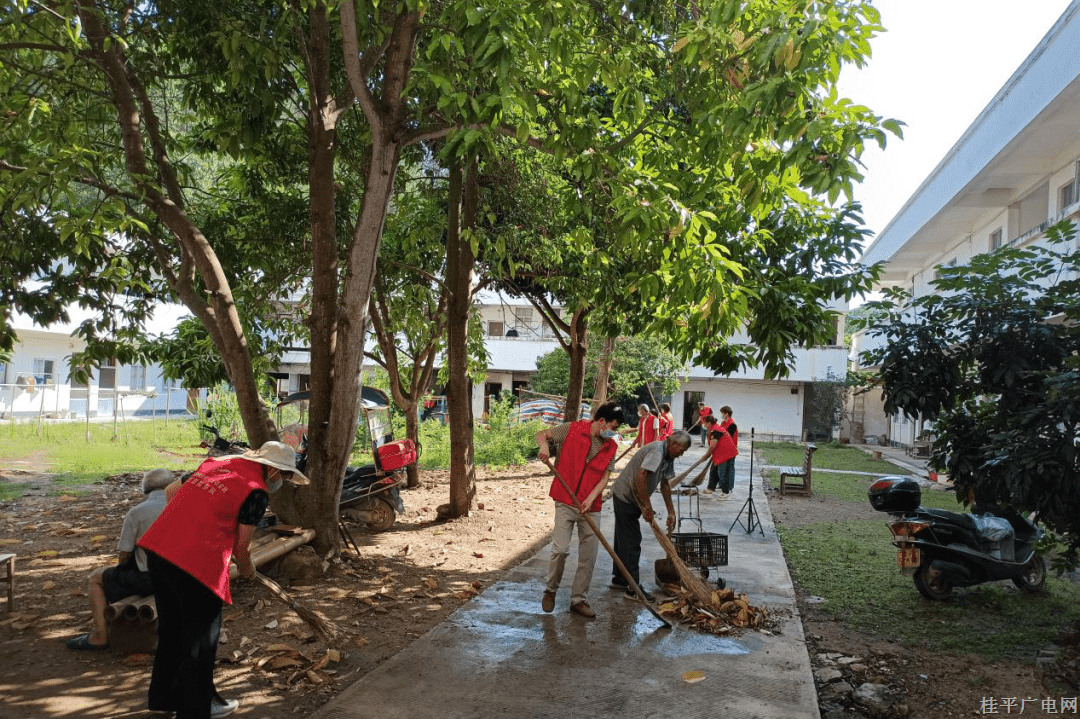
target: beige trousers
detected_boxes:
[546,502,600,603]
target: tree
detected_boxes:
[530,336,685,404]
[861,221,1080,561]
[3,0,895,542]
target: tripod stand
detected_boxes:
[730,427,764,536]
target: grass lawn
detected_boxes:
[759,441,1080,663]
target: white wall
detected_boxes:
[672,379,805,438]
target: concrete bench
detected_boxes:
[779,444,818,497]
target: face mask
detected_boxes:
[601,429,618,439]
[267,476,284,494]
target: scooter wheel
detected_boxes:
[913,561,953,601]
[1012,554,1046,593]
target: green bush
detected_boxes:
[414,396,546,469]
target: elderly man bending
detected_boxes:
[610,432,691,603]
[66,468,174,651]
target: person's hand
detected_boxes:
[538,448,550,462]
[642,506,654,524]
[666,514,677,533]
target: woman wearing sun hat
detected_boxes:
[138,441,309,719]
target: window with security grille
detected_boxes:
[513,307,533,329]
[489,321,503,336]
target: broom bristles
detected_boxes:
[647,520,716,607]
[254,572,342,642]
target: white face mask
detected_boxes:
[601,429,618,439]
[266,477,284,493]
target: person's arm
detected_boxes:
[581,470,611,511]
[116,550,132,568]
[660,479,676,532]
[634,468,654,522]
[232,523,258,579]
[536,427,553,461]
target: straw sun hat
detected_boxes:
[241,441,311,485]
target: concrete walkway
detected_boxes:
[311,443,820,719]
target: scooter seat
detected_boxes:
[922,508,978,533]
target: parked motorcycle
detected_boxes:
[282,387,417,533]
[868,476,1046,600]
[199,417,250,457]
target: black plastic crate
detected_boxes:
[672,532,728,568]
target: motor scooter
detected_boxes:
[200,416,250,457]
[868,476,1046,600]
[282,387,416,533]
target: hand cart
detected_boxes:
[655,481,728,588]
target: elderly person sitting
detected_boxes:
[66,468,174,651]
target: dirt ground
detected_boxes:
[0,449,1074,719]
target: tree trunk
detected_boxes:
[403,406,421,488]
[563,308,590,422]
[445,156,478,517]
[592,335,615,407]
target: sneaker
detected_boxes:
[569,601,596,618]
[718,492,730,500]
[542,590,555,613]
[624,586,655,603]
[610,578,629,590]
[701,489,714,495]
[211,698,239,718]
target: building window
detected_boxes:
[989,228,1003,251]
[1060,180,1076,212]
[130,365,146,390]
[33,358,55,384]
[488,321,504,337]
[513,307,533,330]
[934,257,957,281]
[99,358,116,389]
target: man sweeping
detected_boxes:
[536,402,625,618]
[610,432,691,602]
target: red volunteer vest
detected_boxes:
[711,418,739,465]
[138,456,267,604]
[634,415,658,447]
[699,406,712,426]
[549,420,617,513]
[657,412,673,440]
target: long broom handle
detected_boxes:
[543,459,672,629]
[667,450,711,488]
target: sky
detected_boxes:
[836,0,1075,241]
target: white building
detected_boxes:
[1,303,194,420]
[853,1,1080,449]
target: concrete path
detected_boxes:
[311,442,820,719]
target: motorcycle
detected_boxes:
[868,476,1046,600]
[200,416,250,457]
[281,387,417,533]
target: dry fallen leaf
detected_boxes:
[41,581,55,591]
[265,619,279,629]
[682,670,706,684]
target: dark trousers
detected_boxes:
[147,553,222,719]
[707,459,736,493]
[612,497,643,586]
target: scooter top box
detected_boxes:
[868,476,921,512]
[376,439,417,471]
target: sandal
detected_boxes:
[66,633,109,651]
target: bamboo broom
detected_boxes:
[253,572,342,642]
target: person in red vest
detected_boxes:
[138,442,309,719]
[631,404,659,448]
[689,401,713,446]
[702,406,739,499]
[535,402,625,618]
[657,402,674,441]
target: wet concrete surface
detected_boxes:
[311,443,820,719]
